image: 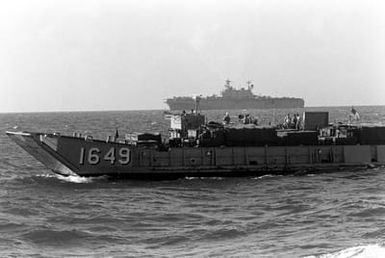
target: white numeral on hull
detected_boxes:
[79,147,131,165]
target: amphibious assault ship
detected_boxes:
[165,80,305,111]
[6,107,385,179]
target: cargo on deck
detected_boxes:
[6,108,385,179]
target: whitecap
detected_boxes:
[56,174,93,183]
[54,174,107,183]
[252,174,277,180]
[306,243,385,258]
[184,177,223,180]
[34,173,95,184]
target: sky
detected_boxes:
[1,0,385,112]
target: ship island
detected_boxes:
[165,80,305,111]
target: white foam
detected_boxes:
[36,173,107,183]
[36,173,57,179]
[253,174,278,180]
[306,243,385,258]
[185,177,223,180]
[55,174,106,183]
[56,174,94,183]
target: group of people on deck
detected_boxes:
[222,112,258,125]
[221,107,361,128]
[283,113,302,130]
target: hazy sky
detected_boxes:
[1,0,385,112]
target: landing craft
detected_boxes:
[6,107,385,180]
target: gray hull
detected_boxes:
[6,131,384,179]
[165,97,305,111]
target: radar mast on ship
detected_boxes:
[247,80,254,90]
[225,79,232,89]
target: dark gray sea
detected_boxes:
[1,106,385,257]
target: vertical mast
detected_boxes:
[225,79,231,89]
[247,80,253,90]
[194,95,201,113]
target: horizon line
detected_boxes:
[1,104,384,114]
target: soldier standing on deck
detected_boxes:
[223,112,231,125]
[349,107,360,122]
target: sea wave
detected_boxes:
[306,243,385,258]
[185,176,224,180]
[1,107,385,257]
[21,228,92,246]
[35,173,108,184]
[55,174,106,184]
[252,174,280,180]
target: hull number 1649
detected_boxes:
[79,147,131,165]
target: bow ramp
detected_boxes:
[6,131,77,176]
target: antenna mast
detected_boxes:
[194,95,201,113]
[225,79,231,89]
[247,80,254,90]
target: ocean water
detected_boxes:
[0,106,385,257]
